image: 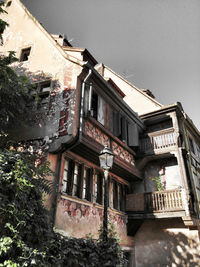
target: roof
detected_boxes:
[104,77,126,98]
[96,63,163,108]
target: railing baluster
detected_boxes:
[140,130,177,152]
[126,189,185,213]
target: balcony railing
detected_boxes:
[140,129,177,152]
[126,189,185,213]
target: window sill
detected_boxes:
[60,192,101,207]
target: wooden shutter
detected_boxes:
[121,117,128,143]
[113,111,121,137]
[128,123,139,147]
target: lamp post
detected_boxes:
[99,145,114,242]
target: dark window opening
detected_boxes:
[91,91,98,120]
[62,159,72,194]
[72,163,81,197]
[95,172,103,205]
[113,180,118,210]
[113,180,127,211]
[38,81,51,105]
[20,47,31,62]
[6,1,12,7]
[83,167,92,201]
[90,90,105,125]
[188,137,195,154]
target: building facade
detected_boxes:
[1,1,200,266]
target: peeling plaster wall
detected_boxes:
[55,196,133,247]
[133,219,200,267]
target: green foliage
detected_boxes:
[151,175,163,191]
[0,2,8,45]
[97,222,128,267]
[0,150,54,266]
[44,225,127,267]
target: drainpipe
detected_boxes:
[52,152,62,229]
[79,69,92,133]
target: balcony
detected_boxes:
[126,189,187,219]
[140,129,177,154]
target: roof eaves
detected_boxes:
[103,64,163,107]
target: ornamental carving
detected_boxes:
[112,141,135,166]
[84,121,109,147]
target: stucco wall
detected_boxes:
[133,219,200,267]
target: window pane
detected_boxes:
[95,173,103,205]
[91,91,98,119]
[97,96,105,125]
[62,159,69,193]
[72,163,80,197]
[83,168,87,199]
[113,181,118,210]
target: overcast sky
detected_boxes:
[21,0,200,130]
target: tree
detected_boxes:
[0,151,53,266]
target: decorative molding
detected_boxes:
[84,120,109,147]
[112,141,135,166]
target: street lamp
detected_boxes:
[99,145,114,242]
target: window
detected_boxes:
[197,146,200,159]
[20,47,31,62]
[84,86,105,126]
[112,110,139,147]
[62,159,70,193]
[33,81,51,107]
[91,91,105,125]
[113,180,118,209]
[112,179,126,211]
[83,167,92,201]
[95,172,103,204]
[62,158,93,201]
[6,1,12,7]
[188,137,195,154]
[39,81,51,104]
[72,163,81,197]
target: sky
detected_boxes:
[21,0,200,130]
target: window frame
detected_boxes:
[20,47,31,62]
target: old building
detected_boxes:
[1,1,200,266]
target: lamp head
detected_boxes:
[99,145,114,170]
